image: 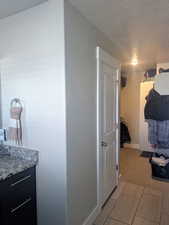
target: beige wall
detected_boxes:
[121,68,144,145]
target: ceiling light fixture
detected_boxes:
[131,57,138,66]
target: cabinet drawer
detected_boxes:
[5,167,36,210]
[5,198,36,225]
[10,174,32,187]
[0,167,37,225]
[7,167,35,189]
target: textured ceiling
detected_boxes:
[69,0,169,64]
[0,0,46,19]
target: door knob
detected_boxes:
[101,141,108,147]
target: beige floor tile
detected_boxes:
[162,194,169,214]
[122,182,144,198]
[94,199,116,225]
[148,179,169,193]
[160,213,169,225]
[109,193,140,224]
[120,148,169,190]
[132,217,159,225]
[136,194,161,223]
[120,148,151,187]
[144,187,162,197]
[104,218,126,225]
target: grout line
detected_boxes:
[130,186,145,225]
[106,217,129,225]
[159,194,163,225]
[103,202,117,223]
[107,184,145,225]
[94,198,117,225]
[102,217,109,225]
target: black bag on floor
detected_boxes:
[149,154,169,180]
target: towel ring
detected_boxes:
[10,98,22,108]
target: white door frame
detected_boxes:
[96,46,121,209]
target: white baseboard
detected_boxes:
[82,205,100,225]
[124,143,140,149]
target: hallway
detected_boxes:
[120,148,169,191]
[94,148,169,225]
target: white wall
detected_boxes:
[0,1,67,225]
[65,2,120,225]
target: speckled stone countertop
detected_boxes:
[0,145,38,181]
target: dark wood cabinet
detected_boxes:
[0,166,37,225]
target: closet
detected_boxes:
[139,62,169,153]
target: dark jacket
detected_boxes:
[120,121,131,147]
[144,89,169,121]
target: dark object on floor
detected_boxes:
[120,121,131,148]
[150,154,169,181]
[140,151,153,158]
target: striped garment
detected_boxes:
[146,119,169,149]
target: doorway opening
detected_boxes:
[120,63,169,186]
[94,60,169,225]
[120,66,151,186]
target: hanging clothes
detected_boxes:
[145,73,169,153]
[120,121,131,148]
[159,68,169,73]
[144,68,156,79]
[146,72,169,179]
[145,89,169,121]
[146,119,169,149]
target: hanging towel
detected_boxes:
[8,99,23,145]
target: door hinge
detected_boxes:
[101,141,108,147]
[116,165,119,171]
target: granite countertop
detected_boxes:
[0,145,39,181]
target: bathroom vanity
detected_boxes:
[0,146,38,225]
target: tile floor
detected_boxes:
[94,181,169,225]
[93,149,169,225]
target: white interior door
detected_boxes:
[97,47,120,206]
